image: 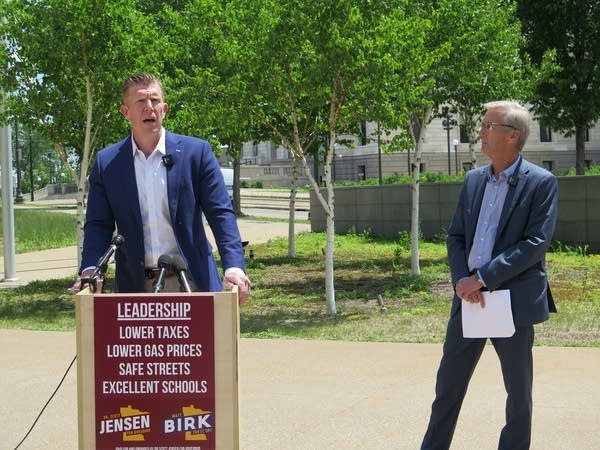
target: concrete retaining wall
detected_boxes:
[310,176,600,252]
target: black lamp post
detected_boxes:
[377,122,382,185]
[29,127,34,202]
[453,139,459,175]
[14,121,24,203]
[441,107,457,176]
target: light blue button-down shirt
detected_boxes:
[467,158,520,276]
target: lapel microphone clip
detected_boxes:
[162,154,174,169]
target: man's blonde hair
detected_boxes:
[121,73,164,102]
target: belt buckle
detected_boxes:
[145,268,175,279]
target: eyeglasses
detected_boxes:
[480,121,518,131]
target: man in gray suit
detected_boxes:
[420,100,558,450]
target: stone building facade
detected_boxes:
[224,115,600,187]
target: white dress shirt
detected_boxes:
[468,158,520,278]
[132,128,180,268]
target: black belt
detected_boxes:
[144,268,175,279]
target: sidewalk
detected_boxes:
[0,219,311,288]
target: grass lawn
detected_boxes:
[0,216,598,347]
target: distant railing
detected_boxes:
[240,188,310,211]
[33,183,78,201]
[25,184,308,211]
[32,185,49,201]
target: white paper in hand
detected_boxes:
[461,289,515,338]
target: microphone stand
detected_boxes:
[171,255,192,293]
[153,255,173,293]
[152,272,166,293]
[178,271,192,293]
[81,235,125,293]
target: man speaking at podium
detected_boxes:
[76,72,250,304]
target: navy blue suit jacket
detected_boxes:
[80,131,245,293]
[447,157,558,326]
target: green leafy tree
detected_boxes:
[216,0,330,255]
[0,0,164,264]
[149,1,266,217]
[434,0,532,167]
[517,0,600,174]
[217,0,433,314]
[396,0,530,275]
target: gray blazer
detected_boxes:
[447,157,558,326]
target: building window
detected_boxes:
[357,165,366,181]
[459,125,469,143]
[585,127,590,142]
[411,163,426,174]
[539,125,552,142]
[542,160,554,172]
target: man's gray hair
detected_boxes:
[484,100,531,151]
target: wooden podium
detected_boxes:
[76,287,239,450]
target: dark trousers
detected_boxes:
[421,309,535,450]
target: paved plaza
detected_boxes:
[2,330,599,449]
[1,213,599,449]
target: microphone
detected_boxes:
[89,234,125,280]
[153,254,173,293]
[171,255,192,293]
[508,176,519,187]
[162,154,174,169]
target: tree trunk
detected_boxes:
[325,171,337,315]
[288,158,300,257]
[461,113,479,169]
[408,107,432,276]
[323,138,337,315]
[575,122,586,175]
[410,139,421,276]
[469,139,477,168]
[76,185,87,269]
[74,76,95,268]
[284,89,338,314]
[232,148,242,216]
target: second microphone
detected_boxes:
[152,254,192,293]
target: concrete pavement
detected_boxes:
[1,210,599,449]
[1,330,599,449]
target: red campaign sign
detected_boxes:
[94,295,215,449]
